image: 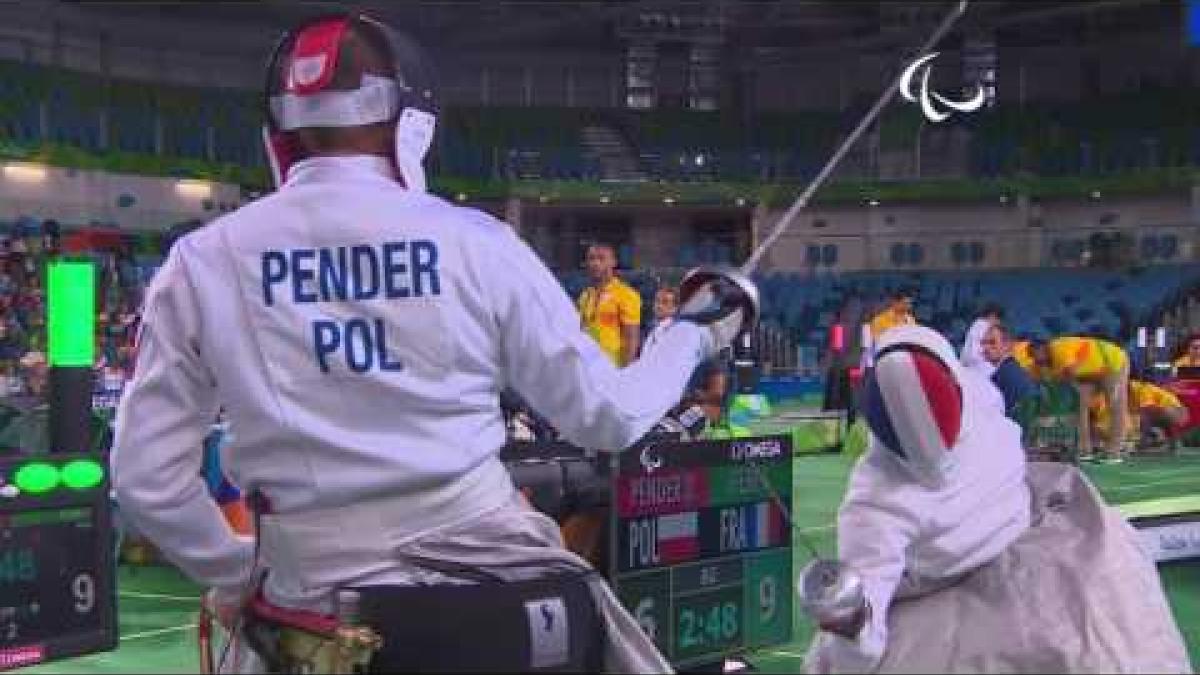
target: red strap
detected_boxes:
[286,18,349,95]
[247,594,340,637]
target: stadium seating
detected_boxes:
[5,57,1198,185]
[742,265,1200,357]
[556,264,1200,368]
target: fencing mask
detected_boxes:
[861,326,965,488]
[262,13,438,191]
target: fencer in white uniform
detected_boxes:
[110,13,756,673]
[809,326,1030,673]
[807,326,1191,673]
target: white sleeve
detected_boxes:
[821,467,917,673]
[480,222,711,451]
[111,243,254,591]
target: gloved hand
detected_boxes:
[797,559,870,640]
[677,265,760,358]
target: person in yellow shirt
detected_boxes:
[1010,338,1035,372]
[577,243,641,366]
[1029,336,1130,462]
[1173,333,1200,372]
[1089,380,1189,449]
[869,289,916,340]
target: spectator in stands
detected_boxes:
[1173,333,1200,373]
[3,362,21,398]
[0,321,23,362]
[577,242,641,366]
[643,286,677,354]
[869,288,916,341]
[962,303,1004,372]
[1027,336,1131,463]
[979,323,1037,420]
[41,219,60,254]
[99,312,129,367]
[2,351,48,410]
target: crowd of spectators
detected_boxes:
[0,219,147,418]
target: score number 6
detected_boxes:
[634,598,657,641]
[73,574,96,614]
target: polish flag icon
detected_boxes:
[657,512,699,564]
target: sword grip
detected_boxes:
[797,559,869,638]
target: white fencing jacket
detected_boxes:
[819,364,1030,672]
[111,156,712,597]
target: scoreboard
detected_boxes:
[609,435,793,668]
[0,454,116,671]
[500,433,796,668]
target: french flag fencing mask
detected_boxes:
[861,327,964,486]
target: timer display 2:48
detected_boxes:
[675,587,742,660]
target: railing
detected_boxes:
[747,323,821,377]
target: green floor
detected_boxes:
[21,433,1200,673]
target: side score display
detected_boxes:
[0,455,116,671]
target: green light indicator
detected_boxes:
[14,462,60,494]
[61,459,105,490]
[48,259,97,368]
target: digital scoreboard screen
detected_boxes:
[611,435,793,668]
[0,455,116,671]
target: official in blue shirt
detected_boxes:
[981,324,1036,418]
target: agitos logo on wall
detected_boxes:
[899,52,985,123]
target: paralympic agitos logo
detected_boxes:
[900,52,985,123]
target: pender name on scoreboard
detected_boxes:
[610,434,794,668]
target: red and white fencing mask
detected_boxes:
[262,13,438,191]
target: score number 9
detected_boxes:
[758,575,777,622]
[73,574,96,614]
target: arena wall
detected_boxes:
[0,164,244,230]
[729,194,1195,272]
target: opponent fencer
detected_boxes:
[803,326,1190,674]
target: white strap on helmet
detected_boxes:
[270,74,399,131]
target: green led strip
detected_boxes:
[47,259,97,368]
